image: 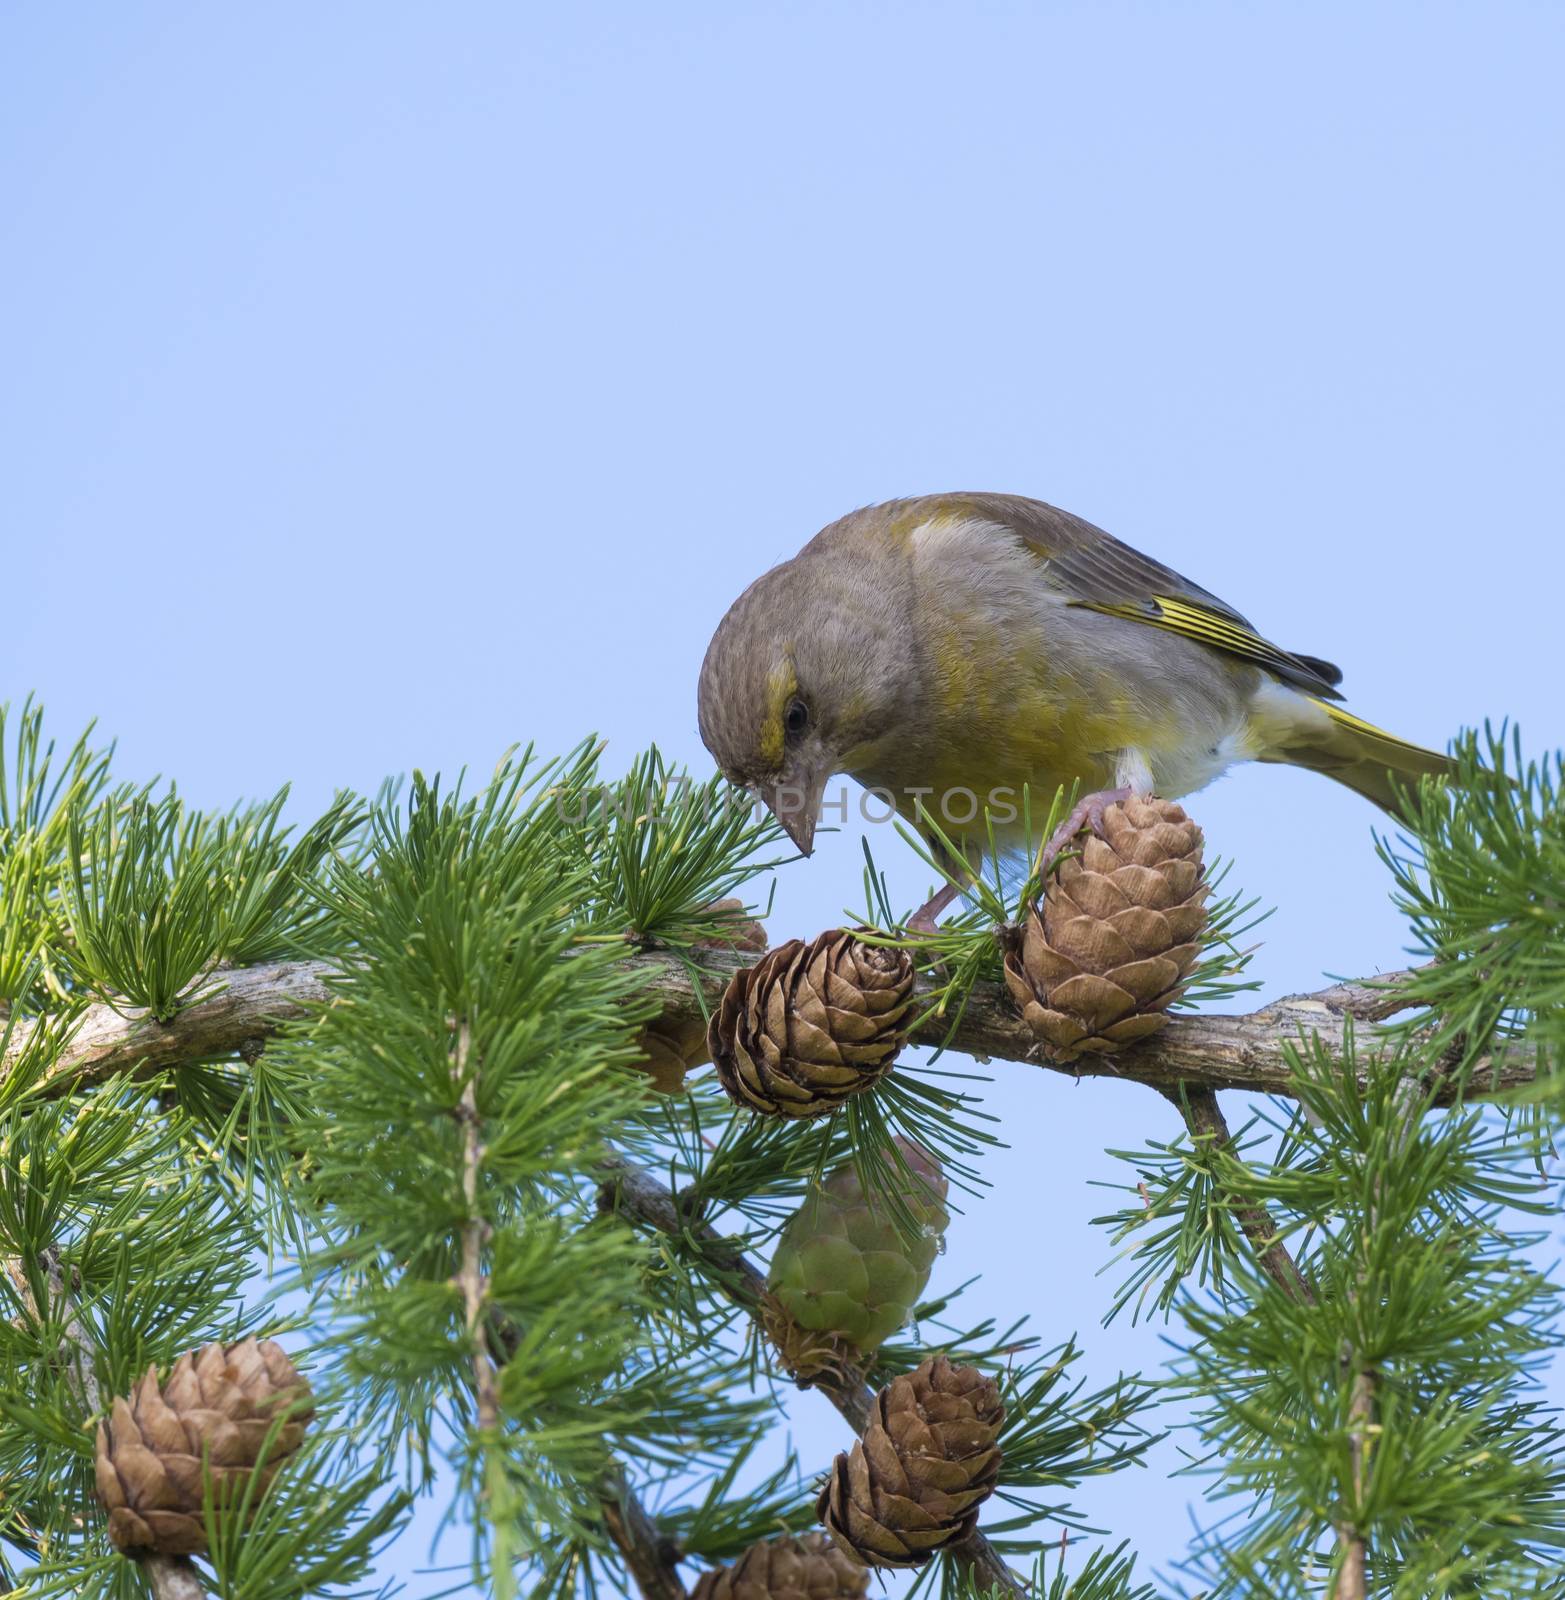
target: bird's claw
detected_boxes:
[1036,786,1135,882]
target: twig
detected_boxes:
[599,1467,687,1600]
[452,1020,500,1436]
[483,1253,686,1600]
[5,955,1534,1108]
[4,1247,107,1414]
[1329,1072,1426,1599]
[1160,1078,1399,1595]
[1161,1086,1315,1306]
[1333,1368,1374,1600]
[140,1556,211,1600]
[45,1247,103,1415]
[592,1155,874,1428]
[595,1153,1029,1600]
[1310,971,1429,1024]
[595,1153,768,1304]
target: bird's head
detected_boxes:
[697,548,910,857]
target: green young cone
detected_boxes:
[766,1138,948,1374]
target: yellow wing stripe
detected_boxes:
[1083,595,1307,679]
[1155,599,1293,666]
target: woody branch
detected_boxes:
[5,951,1535,1106]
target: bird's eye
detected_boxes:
[784,698,809,738]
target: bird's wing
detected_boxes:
[950,493,1345,701]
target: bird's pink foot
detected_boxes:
[1036,786,1135,881]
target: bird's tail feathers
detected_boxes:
[1254,690,1458,818]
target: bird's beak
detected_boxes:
[758,774,826,857]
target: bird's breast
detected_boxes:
[846,525,1260,848]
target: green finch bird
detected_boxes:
[697,492,1456,928]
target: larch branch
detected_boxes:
[1329,1075,1425,1598]
[140,1556,211,1600]
[1161,1085,1315,1306]
[1333,1369,1374,1600]
[599,1468,688,1600]
[452,1019,500,1438]
[0,948,1511,1599]
[4,953,1536,1108]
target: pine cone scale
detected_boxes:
[160,1458,205,1502]
[1106,862,1179,906]
[1161,903,1209,941]
[861,1414,904,1482]
[634,1017,711,1095]
[94,1435,127,1509]
[107,1508,155,1552]
[139,1510,208,1556]
[1055,871,1128,920]
[1045,974,1137,1030]
[1052,915,1138,970]
[815,1006,886,1042]
[1108,905,1175,951]
[1109,954,1185,1002]
[134,1379,187,1456]
[1098,1014,1169,1048]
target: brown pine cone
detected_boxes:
[1004,796,1207,1062]
[633,1016,712,1096]
[817,1354,1004,1568]
[695,897,769,955]
[631,900,769,1095]
[691,1530,869,1600]
[94,1338,314,1555]
[708,931,915,1118]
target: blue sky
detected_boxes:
[4,3,1562,1593]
